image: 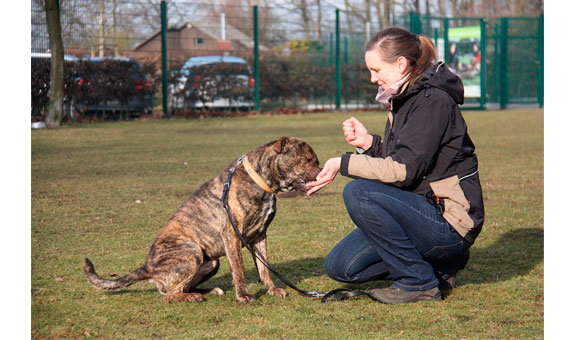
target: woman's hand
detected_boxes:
[305,157,341,196]
[343,117,373,150]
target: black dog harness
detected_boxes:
[220,156,378,303]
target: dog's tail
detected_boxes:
[84,258,151,292]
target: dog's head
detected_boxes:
[259,137,321,193]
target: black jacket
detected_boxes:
[340,62,484,245]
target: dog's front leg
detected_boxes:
[252,235,287,298]
[222,227,255,302]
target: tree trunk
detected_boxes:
[45,0,65,127]
[365,0,371,39]
[300,0,311,40]
[384,0,392,27]
[450,0,458,17]
[99,0,105,57]
[313,0,322,39]
[414,0,420,14]
[375,0,383,29]
[437,0,445,16]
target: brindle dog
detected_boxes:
[84,137,321,303]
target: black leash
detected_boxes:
[220,156,375,303]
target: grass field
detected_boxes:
[31,108,543,339]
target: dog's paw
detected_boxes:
[184,293,205,303]
[209,287,224,296]
[237,293,256,303]
[164,292,204,303]
[267,288,287,298]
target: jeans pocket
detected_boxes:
[423,241,465,260]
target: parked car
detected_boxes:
[31,52,79,63]
[71,57,153,118]
[170,56,255,111]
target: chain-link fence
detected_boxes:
[31,0,543,119]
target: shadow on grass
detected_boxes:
[201,256,328,297]
[462,227,544,285]
[101,227,543,298]
[204,228,543,296]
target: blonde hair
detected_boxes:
[365,27,438,87]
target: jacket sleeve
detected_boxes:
[358,134,384,157]
[359,112,393,157]
[340,93,450,187]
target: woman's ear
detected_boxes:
[396,56,408,74]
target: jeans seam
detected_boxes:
[423,241,464,259]
[370,191,443,226]
[343,245,374,281]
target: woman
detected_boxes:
[448,42,460,73]
[306,27,484,304]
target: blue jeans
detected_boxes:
[324,179,469,291]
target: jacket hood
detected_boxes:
[393,62,465,107]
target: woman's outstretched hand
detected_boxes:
[305,157,341,196]
[306,117,370,196]
[343,117,373,150]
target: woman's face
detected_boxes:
[365,50,407,90]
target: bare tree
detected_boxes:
[374,0,393,28]
[450,0,458,16]
[44,0,65,126]
[342,0,372,37]
[99,0,105,57]
[312,0,322,39]
[437,0,445,16]
[290,0,312,40]
[413,0,421,14]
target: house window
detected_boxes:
[195,37,204,45]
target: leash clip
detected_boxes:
[236,154,246,166]
[307,291,326,298]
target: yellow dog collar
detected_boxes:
[242,157,274,194]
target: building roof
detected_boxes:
[132,21,267,51]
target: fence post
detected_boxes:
[493,23,499,104]
[160,0,169,118]
[443,18,449,65]
[537,14,544,108]
[253,5,260,111]
[410,12,421,34]
[499,18,508,109]
[335,8,341,110]
[480,18,486,110]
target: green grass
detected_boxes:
[31,109,543,339]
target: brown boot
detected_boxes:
[369,286,441,304]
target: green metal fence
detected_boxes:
[413,13,543,109]
[31,0,543,118]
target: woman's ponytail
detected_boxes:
[410,34,438,85]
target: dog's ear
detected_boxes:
[272,136,290,154]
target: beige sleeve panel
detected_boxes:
[347,154,407,183]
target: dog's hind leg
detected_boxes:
[147,237,206,303]
[184,259,224,296]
